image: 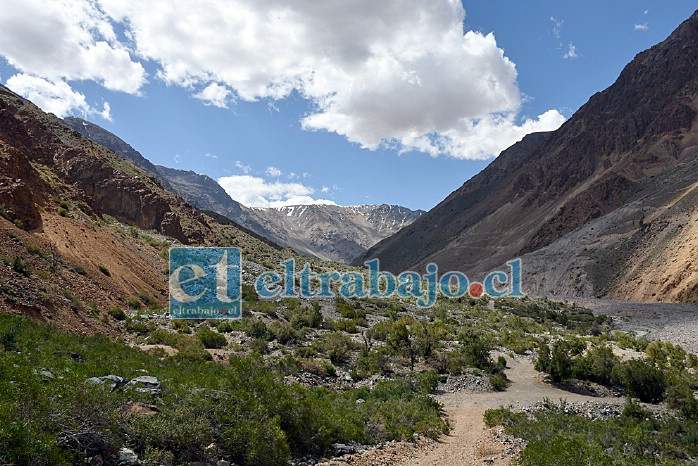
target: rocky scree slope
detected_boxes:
[358,10,698,303]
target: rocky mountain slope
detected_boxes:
[250,204,423,262]
[0,84,287,333]
[358,10,698,303]
[62,117,423,262]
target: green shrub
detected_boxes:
[315,332,354,364]
[196,328,227,349]
[666,380,698,419]
[98,264,111,276]
[270,322,299,344]
[107,308,126,321]
[138,292,157,308]
[497,355,508,370]
[246,319,271,340]
[12,256,29,277]
[573,345,617,385]
[125,318,155,336]
[0,315,447,465]
[25,243,46,257]
[535,340,572,382]
[483,407,523,428]
[126,296,143,310]
[288,305,323,329]
[331,318,359,333]
[249,337,269,355]
[171,319,193,334]
[489,373,508,391]
[216,321,235,333]
[612,359,666,403]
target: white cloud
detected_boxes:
[0,0,144,119]
[265,166,283,177]
[550,17,563,39]
[218,175,336,208]
[6,74,115,120]
[0,0,145,93]
[99,101,112,121]
[193,83,231,108]
[401,109,566,160]
[0,0,566,160]
[204,153,218,159]
[321,186,330,194]
[95,0,563,160]
[563,43,579,59]
[6,74,90,117]
[634,23,649,31]
[234,160,252,174]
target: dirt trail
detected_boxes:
[350,355,624,466]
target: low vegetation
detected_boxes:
[0,314,448,465]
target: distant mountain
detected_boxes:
[358,11,698,303]
[153,163,424,261]
[63,117,423,262]
[251,204,424,262]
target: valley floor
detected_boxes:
[571,298,698,354]
[327,300,698,466]
[338,354,624,466]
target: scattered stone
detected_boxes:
[332,443,358,455]
[126,375,162,396]
[86,374,128,390]
[117,447,140,466]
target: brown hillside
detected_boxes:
[358,10,698,303]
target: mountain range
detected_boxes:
[358,10,698,303]
[2,10,697,305]
[62,116,423,263]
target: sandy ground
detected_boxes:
[570,298,698,353]
[335,299,698,466]
[337,354,625,466]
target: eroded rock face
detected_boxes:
[358,11,698,302]
[0,84,211,244]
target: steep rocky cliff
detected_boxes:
[358,11,698,303]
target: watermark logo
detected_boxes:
[169,247,241,319]
[169,247,524,318]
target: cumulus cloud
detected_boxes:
[0,0,145,118]
[193,83,231,108]
[0,0,566,159]
[99,101,112,121]
[98,0,563,159]
[634,23,649,31]
[218,175,336,208]
[6,74,117,120]
[6,74,90,117]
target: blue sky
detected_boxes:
[0,1,696,210]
